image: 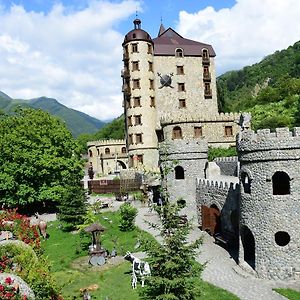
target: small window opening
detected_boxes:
[242,172,251,194]
[172,126,182,139]
[272,171,290,195]
[105,148,110,155]
[275,231,290,246]
[175,166,184,179]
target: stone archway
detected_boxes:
[241,225,255,270]
[117,160,127,169]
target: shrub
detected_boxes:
[119,203,137,231]
[0,209,41,250]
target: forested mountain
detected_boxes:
[217,40,300,130]
[0,93,105,137]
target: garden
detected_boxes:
[1,201,300,300]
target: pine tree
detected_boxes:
[141,202,203,300]
[58,184,86,230]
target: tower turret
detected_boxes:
[122,19,159,171]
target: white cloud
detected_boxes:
[0,0,140,120]
[176,0,300,75]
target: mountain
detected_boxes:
[217,40,300,130]
[0,93,105,137]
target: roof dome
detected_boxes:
[123,19,152,45]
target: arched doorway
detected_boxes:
[241,225,255,269]
[117,160,127,169]
[201,204,221,236]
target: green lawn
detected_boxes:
[274,288,300,300]
[42,210,240,300]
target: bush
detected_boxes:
[119,203,137,231]
[208,147,237,161]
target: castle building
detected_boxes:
[122,19,240,171]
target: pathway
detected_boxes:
[134,204,300,300]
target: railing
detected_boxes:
[87,179,142,194]
[202,57,210,65]
[203,72,211,81]
[204,89,212,98]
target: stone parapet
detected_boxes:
[196,178,239,192]
[160,112,241,126]
[237,127,300,152]
[87,139,126,147]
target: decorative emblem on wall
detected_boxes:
[157,73,174,88]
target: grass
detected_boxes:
[42,209,240,300]
[274,288,300,300]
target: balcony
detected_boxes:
[121,69,130,78]
[202,57,210,65]
[123,52,129,61]
[203,72,211,81]
[122,83,131,95]
[204,89,212,98]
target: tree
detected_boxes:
[119,202,138,231]
[141,202,202,300]
[0,108,85,212]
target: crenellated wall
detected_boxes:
[196,178,240,240]
[214,156,238,176]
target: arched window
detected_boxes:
[88,150,93,157]
[175,48,184,57]
[241,172,251,194]
[97,149,100,156]
[105,148,110,155]
[121,147,126,154]
[175,166,184,179]
[272,171,290,195]
[172,126,182,139]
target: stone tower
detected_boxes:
[237,127,300,279]
[159,139,208,224]
[122,19,240,172]
[122,19,159,171]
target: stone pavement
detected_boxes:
[133,203,300,300]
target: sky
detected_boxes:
[0,0,300,121]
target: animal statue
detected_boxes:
[123,251,151,289]
[238,112,251,131]
[34,213,47,239]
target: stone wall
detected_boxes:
[237,127,300,280]
[214,156,238,176]
[196,178,240,240]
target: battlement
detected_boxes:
[214,156,238,162]
[87,139,126,147]
[237,127,300,152]
[160,112,241,126]
[196,178,239,191]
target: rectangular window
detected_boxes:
[136,133,143,144]
[133,97,141,107]
[137,154,143,164]
[128,134,133,145]
[177,66,184,75]
[194,126,203,138]
[134,115,142,125]
[147,44,152,54]
[149,79,154,90]
[225,126,233,137]
[148,61,153,72]
[179,99,186,108]
[150,96,155,107]
[132,43,138,53]
[205,82,211,92]
[132,79,140,89]
[178,83,185,92]
[132,61,139,71]
[127,116,132,126]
